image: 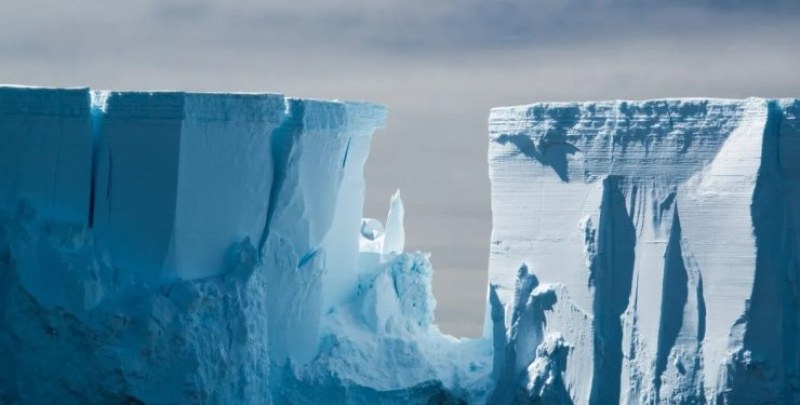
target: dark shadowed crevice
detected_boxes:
[653,206,688,398]
[87,98,104,228]
[493,133,579,182]
[695,267,706,344]
[259,100,303,253]
[588,175,636,405]
[341,138,351,169]
[297,248,319,269]
[489,284,506,383]
[654,191,676,227]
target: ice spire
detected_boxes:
[381,189,405,254]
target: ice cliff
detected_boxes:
[1,86,798,404]
[488,98,800,404]
[0,86,491,404]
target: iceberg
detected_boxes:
[0,86,798,404]
[488,98,800,404]
[0,86,491,404]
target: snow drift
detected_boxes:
[0,86,798,404]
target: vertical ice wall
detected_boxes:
[92,91,286,282]
[487,98,800,404]
[322,102,388,309]
[0,86,92,224]
[5,85,796,404]
[0,86,94,312]
[0,86,387,403]
[724,99,800,404]
[261,98,387,365]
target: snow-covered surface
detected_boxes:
[1,87,798,404]
[488,97,800,403]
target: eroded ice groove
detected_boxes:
[488,98,800,403]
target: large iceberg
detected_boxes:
[0,86,491,404]
[0,86,798,404]
[488,98,800,404]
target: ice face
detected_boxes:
[2,86,798,405]
[262,98,387,365]
[92,91,287,282]
[0,86,92,225]
[0,87,432,404]
[487,98,800,403]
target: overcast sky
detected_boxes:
[3,0,799,336]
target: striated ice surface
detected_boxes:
[487,98,800,404]
[2,86,798,404]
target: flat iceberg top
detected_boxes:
[0,86,90,116]
[91,90,387,127]
[95,91,286,122]
[0,86,386,124]
[489,97,798,115]
[490,97,798,133]
[489,97,798,181]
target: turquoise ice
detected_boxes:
[1,86,798,404]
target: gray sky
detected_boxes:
[2,0,799,336]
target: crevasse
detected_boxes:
[0,86,798,404]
